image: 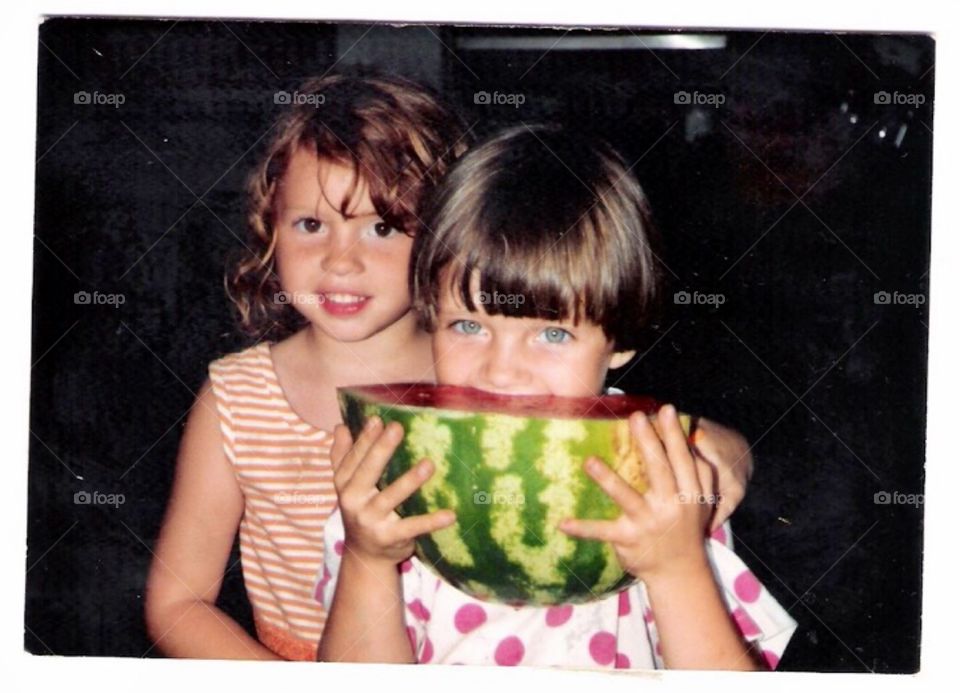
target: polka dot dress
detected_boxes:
[319,508,797,669]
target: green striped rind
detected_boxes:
[339,390,691,606]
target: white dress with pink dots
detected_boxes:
[317,508,798,669]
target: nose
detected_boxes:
[478,336,530,392]
[319,228,363,276]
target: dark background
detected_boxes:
[27,18,931,672]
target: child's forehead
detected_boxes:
[276,148,376,217]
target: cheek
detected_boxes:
[432,334,470,383]
[373,239,415,278]
[273,232,304,271]
[552,345,611,395]
[273,244,295,281]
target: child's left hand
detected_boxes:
[691,418,754,531]
[558,404,713,582]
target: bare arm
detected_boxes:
[144,380,280,660]
[317,420,454,663]
[318,553,413,663]
[644,559,763,670]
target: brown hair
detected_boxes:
[412,124,663,351]
[227,72,468,340]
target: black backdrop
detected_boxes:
[27,18,931,672]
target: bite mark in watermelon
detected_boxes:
[338,383,694,606]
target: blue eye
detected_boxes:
[540,327,572,344]
[294,218,323,234]
[452,320,483,335]
[367,221,399,238]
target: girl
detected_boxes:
[143,73,467,660]
[318,125,796,669]
[144,73,755,662]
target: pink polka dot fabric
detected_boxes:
[734,570,762,603]
[618,590,631,617]
[455,604,487,633]
[407,599,431,622]
[494,636,525,666]
[545,605,572,627]
[319,512,797,670]
[588,632,617,666]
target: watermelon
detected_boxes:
[337,383,694,606]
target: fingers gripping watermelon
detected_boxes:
[338,384,694,606]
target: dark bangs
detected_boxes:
[413,125,661,349]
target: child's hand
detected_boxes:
[331,418,456,568]
[558,404,712,582]
[690,418,754,530]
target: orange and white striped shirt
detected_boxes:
[209,342,335,661]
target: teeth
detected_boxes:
[324,293,366,304]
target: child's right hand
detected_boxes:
[331,417,456,568]
[559,405,713,583]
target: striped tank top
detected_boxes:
[208,342,335,660]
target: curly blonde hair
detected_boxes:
[226,71,468,341]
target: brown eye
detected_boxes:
[294,218,322,233]
[372,221,397,238]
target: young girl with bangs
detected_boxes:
[318,125,796,670]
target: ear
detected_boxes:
[608,349,636,370]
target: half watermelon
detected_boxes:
[337,383,694,606]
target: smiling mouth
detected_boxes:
[322,293,368,305]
